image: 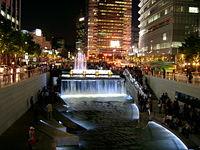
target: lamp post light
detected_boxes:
[113,49,116,61]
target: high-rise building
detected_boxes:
[132,27,139,47]
[131,0,140,50]
[139,0,200,58]
[0,0,21,29]
[52,37,65,51]
[76,10,87,51]
[87,0,132,61]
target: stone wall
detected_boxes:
[146,76,200,101]
[0,73,49,135]
[125,79,138,101]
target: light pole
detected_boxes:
[112,49,116,61]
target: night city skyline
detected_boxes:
[21,0,85,46]
[22,0,140,47]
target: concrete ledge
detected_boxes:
[37,121,79,146]
[53,107,86,132]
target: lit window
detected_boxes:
[189,7,199,13]
[163,33,167,40]
[152,0,156,4]
[7,14,11,20]
[156,44,160,49]
[1,10,5,16]
[165,9,168,15]
[11,17,15,23]
[171,42,182,48]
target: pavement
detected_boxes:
[0,106,55,150]
[0,102,80,150]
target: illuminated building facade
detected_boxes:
[139,0,200,58]
[76,11,87,51]
[30,29,52,50]
[87,0,132,61]
[0,0,21,29]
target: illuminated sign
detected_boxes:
[35,29,42,36]
[110,41,120,47]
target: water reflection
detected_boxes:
[63,96,143,150]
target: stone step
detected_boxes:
[36,120,79,146]
[56,146,80,150]
[53,107,85,132]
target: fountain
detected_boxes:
[62,51,117,78]
[58,52,187,150]
[74,51,87,71]
[60,51,125,98]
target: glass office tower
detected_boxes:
[0,0,21,29]
[139,0,200,58]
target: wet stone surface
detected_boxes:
[63,97,145,150]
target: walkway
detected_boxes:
[145,72,200,86]
[0,101,80,150]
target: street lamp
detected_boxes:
[113,49,116,61]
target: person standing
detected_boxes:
[27,126,36,150]
[46,103,53,120]
[188,72,193,83]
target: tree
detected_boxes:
[23,34,41,57]
[179,35,200,62]
[0,16,41,64]
[59,49,68,58]
[0,16,13,64]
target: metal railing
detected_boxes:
[144,71,200,86]
[0,67,48,88]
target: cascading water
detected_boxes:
[61,79,126,96]
[74,52,87,70]
[59,51,187,150]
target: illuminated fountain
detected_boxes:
[62,51,118,78]
[58,53,187,150]
[74,51,87,71]
[60,51,125,98]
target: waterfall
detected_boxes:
[61,79,126,95]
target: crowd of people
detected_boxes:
[159,93,200,139]
[126,66,200,140]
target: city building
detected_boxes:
[131,0,140,54]
[76,10,87,52]
[30,29,52,51]
[52,37,65,52]
[0,0,21,29]
[87,0,132,61]
[131,27,139,54]
[138,0,200,59]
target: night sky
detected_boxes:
[22,0,139,47]
[21,0,85,46]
